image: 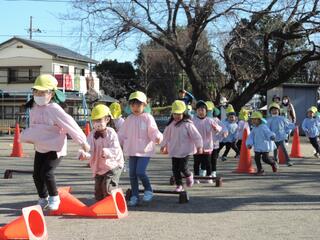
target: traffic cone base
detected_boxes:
[85,122,91,136]
[0,205,48,240]
[234,128,256,174]
[278,146,286,164]
[10,123,24,157]
[50,187,128,218]
[290,127,303,158]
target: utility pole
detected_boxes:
[89,41,92,75]
[28,16,42,39]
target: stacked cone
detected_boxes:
[290,127,302,158]
[234,128,256,173]
[85,122,91,136]
[0,205,48,240]
[10,123,24,157]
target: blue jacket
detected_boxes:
[302,117,320,138]
[221,119,238,143]
[179,91,194,105]
[246,124,276,152]
[267,116,295,142]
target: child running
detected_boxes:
[236,108,250,153]
[302,106,320,158]
[20,74,90,210]
[246,111,278,175]
[267,102,295,166]
[118,91,162,206]
[160,100,203,191]
[79,104,124,201]
[109,102,125,132]
[219,105,239,161]
[192,100,223,182]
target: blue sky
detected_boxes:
[0,0,138,63]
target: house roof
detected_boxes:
[0,37,98,64]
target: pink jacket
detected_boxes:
[20,103,87,158]
[192,116,222,152]
[236,120,250,140]
[114,117,125,132]
[161,120,203,158]
[117,113,163,157]
[87,127,124,177]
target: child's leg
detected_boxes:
[172,157,183,186]
[211,149,219,172]
[180,156,192,178]
[193,154,201,176]
[273,142,279,162]
[261,152,276,166]
[230,141,240,156]
[217,142,225,154]
[33,151,48,198]
[222,142,231,157]
[105,167,123,196]
[41,151,62,197]
[202,154,212,176]
[94,174,105,201]
[309,137,320,153]
[135,157,152,192]
[254,152,263,172]
[129,156,139,197]
[236,140,242,153]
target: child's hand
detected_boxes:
[212,124,217,131]
[78,149,91,160]
[81,143,90,152]
[160,146,168,154]
[247,145,252,149]
[197,147,203,154]
[223,132,228,138]
[101,149,109,158]
[155,137,161,144]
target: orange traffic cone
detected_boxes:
[278,145,286,164]
[234,128,256,173]
[90,188,128,219]
[0,205,48,240]
[10,123,23,157]
[85,122,91,136]
[290,127,302,158]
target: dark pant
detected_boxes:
[309,137,320,153]
[273,140,291,163]
[94,167,122,201]
[211,149,219,172]
[236,140,242,153]
[254,152,275,172]
[33,151,62,198]
[172,156,192,186]
[193,154,211,176]
[219,142,240,157]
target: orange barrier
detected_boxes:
[85,122,91,136]
[10,123,23,157]
[50,187,128,219]
[278,145,286,164]
[290,127,302,158]
[0,205,48,240]
[234,128,255,173]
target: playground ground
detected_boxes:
[0,136,320,240]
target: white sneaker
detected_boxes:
[142,191,153,202]
[199,169,206,177]
[38,197,49,209]
[194,180,200,184]
[212,171,217,178]
[48,195,60,211]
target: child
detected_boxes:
[118,91,162,206]
[160,100,203,191]
[79,104,124,201]
[246,111,278,175]
[236,108,250,152]
[206,101,220,119]
[20,74,90,210]
[219,105,239,161]
[267,103,295,166]
[109,102,125,131]
[302,107,320,158]
[192,100,223,182]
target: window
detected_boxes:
[60,65,69,74]
[8,67,40,83]
[74,67,85,76]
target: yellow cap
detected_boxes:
[187,105,192,111]
[250,111,263,119]
[205,101,215,111]
[109,102,122,119]
[171,100,186,114]
[32,74,58,91]
[239,108,249,121]
[308,106,317,114]
[269,102,281,110]
[91,104,113,120]
[129,91,147,104]
[226,104,235,114]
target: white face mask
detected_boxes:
[271,114,278,117]
[282,100,288,104]
[93,121,107,131]
[34,96,50,106]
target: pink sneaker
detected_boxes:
[186,173,194,187]
[175,185,184,192]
